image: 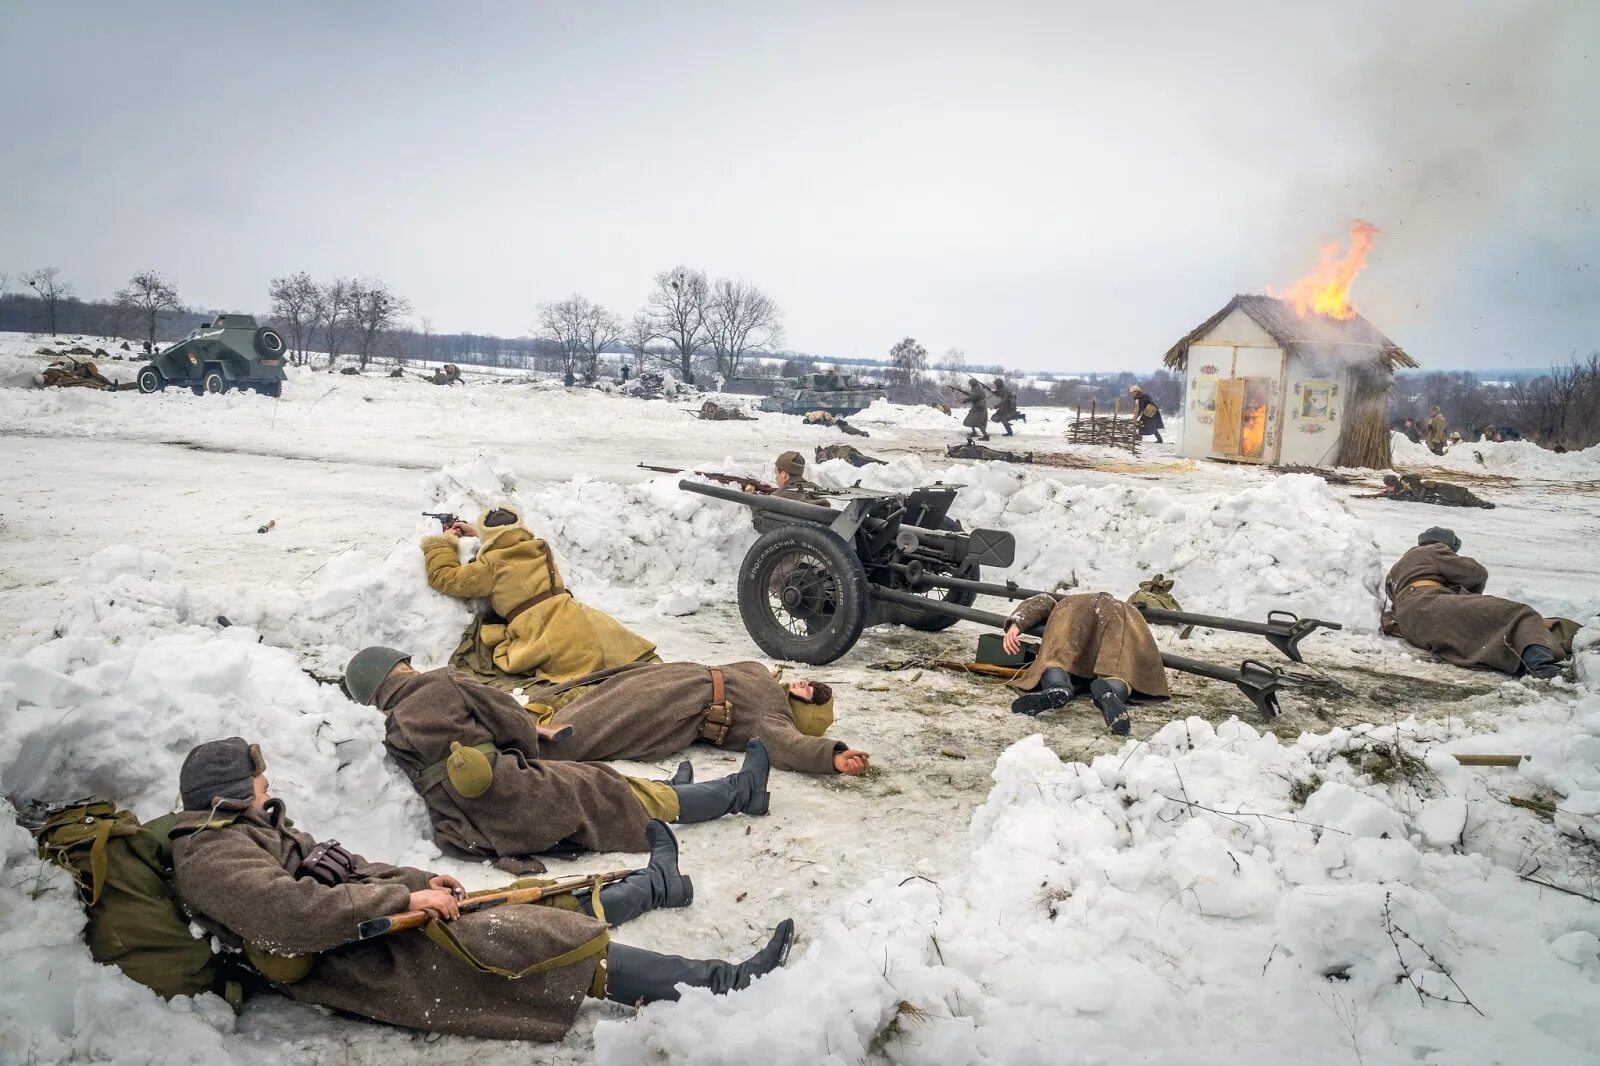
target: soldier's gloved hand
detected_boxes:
[408,888,461,921]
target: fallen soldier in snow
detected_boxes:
[815,443,885,467]
[37,357,116,390]
[697,399,756,420]
[802,409,869,436]
[345,648,776,872]
[1001,592,1171,736]
[423,506,658,684]
[1366,473,1495,509]
[1382,527,1569,679]
[527,662,869,777]
[170,738,792,1041]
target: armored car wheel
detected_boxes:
[737,524,869,665]
[135,365,164,393]
[200,368,228,395]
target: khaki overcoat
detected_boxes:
[1382,543,1555,674]
[1005,592,1170,698]
[171,799,603,1041]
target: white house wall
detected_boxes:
[1277,362,1348,466]
[1178,321,1284,461]
[1192,309,1277,347]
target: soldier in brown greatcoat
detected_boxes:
[1382,528,1565,678]
[344,649,777,872]
[169,738,794,1041]
[1000,592,1171,736]
[751,451,832,535]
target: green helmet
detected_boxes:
[343,646,411,706]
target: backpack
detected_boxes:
[32,801,221,1000]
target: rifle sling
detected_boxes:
[422,873,612,980]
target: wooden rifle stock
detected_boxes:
[638,462,775,495]
[356,868,634,940]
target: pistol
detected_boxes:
[422,511,460,528]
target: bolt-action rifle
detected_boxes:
[354,867,634,941]
[638,463,777,495]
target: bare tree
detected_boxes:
[22,267,73,335]
[114,270,182,349]
[268,272,320,364]
[623,313,657,372]
[577,301,623,384]
[537,294,591,384]
[645,266,709,384]
[348,278,411,368]
[311,278,356,366]
[706,278,783,382]
[887,337,928,387]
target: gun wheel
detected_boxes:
[738,524,868,665]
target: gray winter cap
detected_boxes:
[179,737,264,811]
[1417,527,1461,553]
[343,646,412,706]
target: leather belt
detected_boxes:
[1402,578,1446,595]
[698,667,733,745]
[504,587,571,625]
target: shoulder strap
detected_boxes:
[423,914,609,979]
[698,667,733,745]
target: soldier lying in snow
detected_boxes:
[1001,592,1171,736]
[422,506,658,683]
[1373,473,1495,509]
[345,649,775,872]
[170,738,792,1041]
[1382,528,1571,679]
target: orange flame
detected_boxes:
[1272,220,1379,320]
[1241,404,1267,457]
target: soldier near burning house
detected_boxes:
[1401,417,1423,444]
[751,450,832,535]
[422,506,657,684]
[1129,385,1165,444]
[1425,406,1448,455]
[988,377,1024,436]
[168,738,794,1041]
[1381,528,1571,679]
[344,648,779,870]
[1000,592,1170,736]
[519,661,870,777]
[1375,473,1495,509]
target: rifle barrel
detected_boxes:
[355,868,632,940]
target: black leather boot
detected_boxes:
[603,919,795,1005]
[672,739,771,822]
[578,821,693,926]
[1011,666,1072,716]
[1520,644,1561,680]
[669,760,694,785]
[1090,678,1132,736]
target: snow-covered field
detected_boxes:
[2,337,1598,1065]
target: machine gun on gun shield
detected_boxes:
[678,479,1342,719]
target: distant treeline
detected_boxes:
[1389,358,1600,450]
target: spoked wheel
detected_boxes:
[737,524,868,664]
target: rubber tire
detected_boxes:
[201,369,228,395]
[253,327,286,358]
[737,524,869,665]
[135,366,164,394]
[889,517,980,632]
[253,380,282,398]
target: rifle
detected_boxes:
[637,463,776,495]
[355,867,633,940]
[422,511,461,527]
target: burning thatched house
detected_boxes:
[1162,293,1418,469]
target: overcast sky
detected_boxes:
[2,1,1594,371]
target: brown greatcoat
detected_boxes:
[531,661,846,775]
[171,799,604,1041]
[1382,542,1555,674]
[376,668,653,862]
[1005,592,1171,699]
[422,505,656,683]
[753,477,832,536]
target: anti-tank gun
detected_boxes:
[680,479,1344,719]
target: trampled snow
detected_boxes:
[3,351,1598,1064]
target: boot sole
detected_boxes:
[1010,688,1072,716]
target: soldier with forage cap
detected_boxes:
[168,736,794,1040]
[1382,528,1569,678]
[751,450,832,534]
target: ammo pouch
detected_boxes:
[295,840,356,886]
[698,667,733,744]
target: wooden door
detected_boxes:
[1212,378,1245,454]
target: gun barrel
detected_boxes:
[678,478,839,524]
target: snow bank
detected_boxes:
[813,458,1383,629]
[848,397,960,430]
[600,715,1600,1065]
[1390,432,1600,482]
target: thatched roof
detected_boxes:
[1162,294,1418,371]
